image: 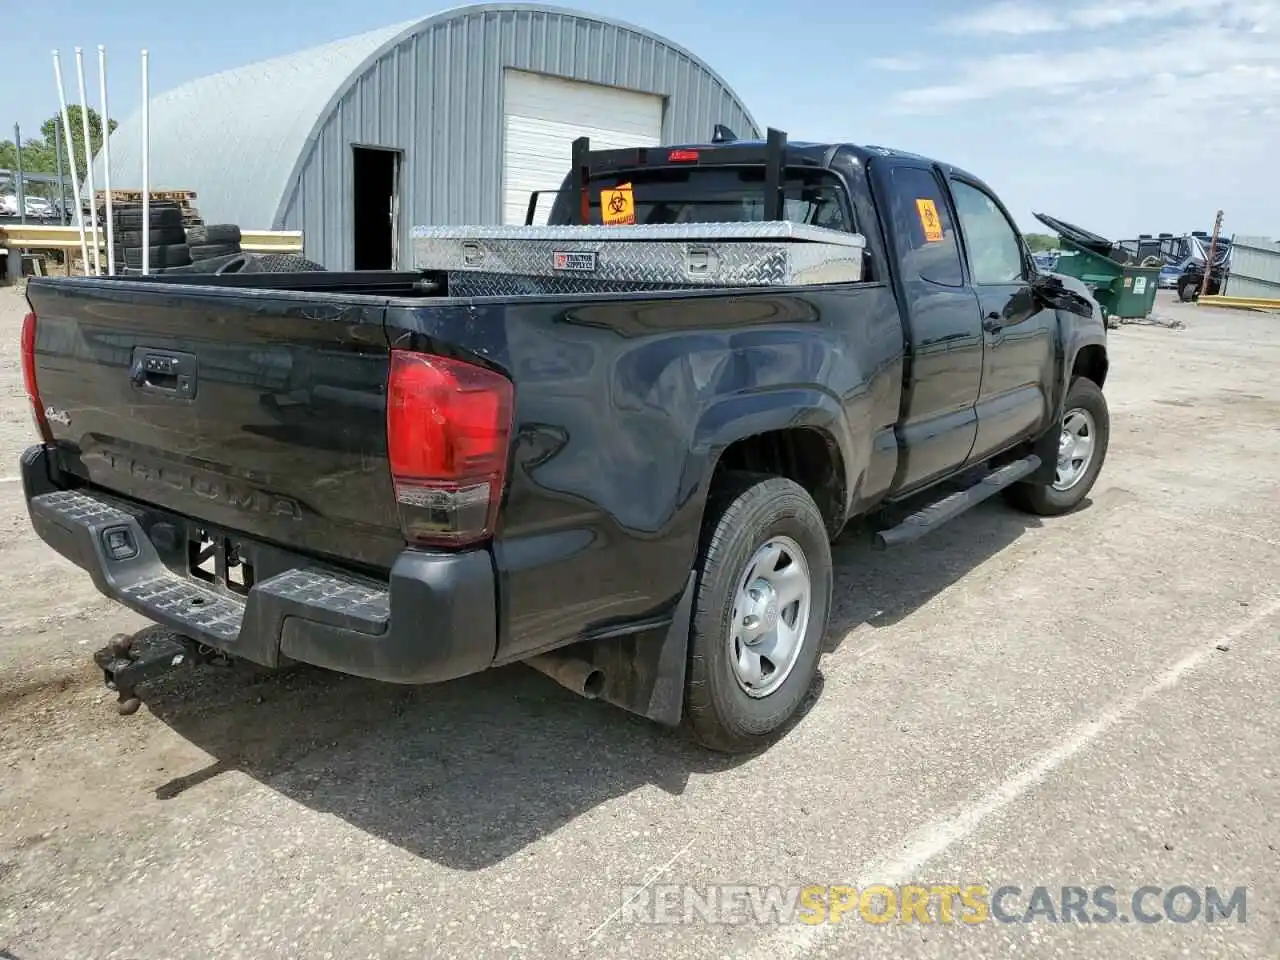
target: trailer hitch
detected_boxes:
[93,631,208,715]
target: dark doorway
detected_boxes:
[352,146,400,270]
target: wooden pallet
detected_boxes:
[95,188,198,203]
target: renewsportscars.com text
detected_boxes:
[619,883,1248,926]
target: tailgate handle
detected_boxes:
[130,349,198,400]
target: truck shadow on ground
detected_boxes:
[823,495,1058,649]
[140,495,1070,871]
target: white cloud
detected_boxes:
[945,1,1064,35]
[868,56,923,72]
[944,0,1250,35]
[895,8,1280,109]
[879,0,1280,235]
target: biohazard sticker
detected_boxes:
[916,198,943,243]
[601,182,636,225]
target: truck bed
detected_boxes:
[23,268,905,674]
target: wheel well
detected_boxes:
[712,428,846,536]
[1073,345,1109,389]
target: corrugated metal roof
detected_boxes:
[94,4,761,233]
[94,19,415,228]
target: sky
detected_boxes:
[3,0,1277,238]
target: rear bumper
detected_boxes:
[20,444,497,684]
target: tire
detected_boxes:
[1177,279,1199,302]
[123,244,192,268]
[238,254,326,273]
[189,242,241,261]
[684,473,832,753]
[163,253,251,275]
[113,227,187,247]
[114,206,184,230]
[1004,377,1110,517]
[186,223,241,245]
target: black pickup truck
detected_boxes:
[19,129,1109,753]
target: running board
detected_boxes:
[874,455,1041,549]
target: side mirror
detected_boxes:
[1031,274,1095,319]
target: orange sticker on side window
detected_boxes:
[916,198,944,243]
[601,183,636,225]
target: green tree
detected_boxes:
[1023,232,1059,253]
[0,105,118,187]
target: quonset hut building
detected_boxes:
[98,3,759,270]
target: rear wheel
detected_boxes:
[685,473,831,753]
[1004,377,1110,516]
[1177,278,1199,302]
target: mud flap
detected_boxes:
[586,572,695,727]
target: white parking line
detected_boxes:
[0,476,19,484]
[746,594,1280,960]
[587,838,696,944]
[1149,509,1280,549]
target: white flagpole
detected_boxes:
[98,45,116,275]
[52,50,91,274]
[141,49,151,275]
[74,47,102,275]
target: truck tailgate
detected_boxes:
[26,280,405,569]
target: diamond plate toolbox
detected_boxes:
[411,222,866,295]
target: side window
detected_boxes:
[950,181,1026,284]
[884,165,963,287]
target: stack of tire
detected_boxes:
[186,223,243,263]
[112,202,192,273]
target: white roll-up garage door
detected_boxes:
[502,69,663,225]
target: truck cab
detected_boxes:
[541,130,1107,500]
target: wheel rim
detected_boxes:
[1053,407,1097,491]
[728,536,812,699]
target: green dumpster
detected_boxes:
[1034,212,1160,320]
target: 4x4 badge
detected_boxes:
[44,406,71,426]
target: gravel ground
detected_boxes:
[0,284,1277,959]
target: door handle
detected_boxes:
[982,312,1004,333]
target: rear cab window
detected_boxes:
[545,166,855,233]
[880,164,964,287]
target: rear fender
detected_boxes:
[693,386,856,519]
[583,388,854,728]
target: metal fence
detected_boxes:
[1225,236,1280,299]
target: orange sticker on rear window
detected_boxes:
[916,198,943,243]
[601,183,636,225]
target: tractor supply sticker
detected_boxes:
[552,251,598,272]
[916,198,943,243]
[1134,277,1147,295]
[601,183,636,225]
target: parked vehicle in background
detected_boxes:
[1159,262,1183,289]
[24,196,54,218]
[1177,258,1228,301]
[20,129,1110,753]
[1033,252,1058,273]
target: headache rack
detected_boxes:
[410,221,866,297]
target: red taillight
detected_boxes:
[386,350,514,546]
[668,149,699,162]
[21,311,51,442]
